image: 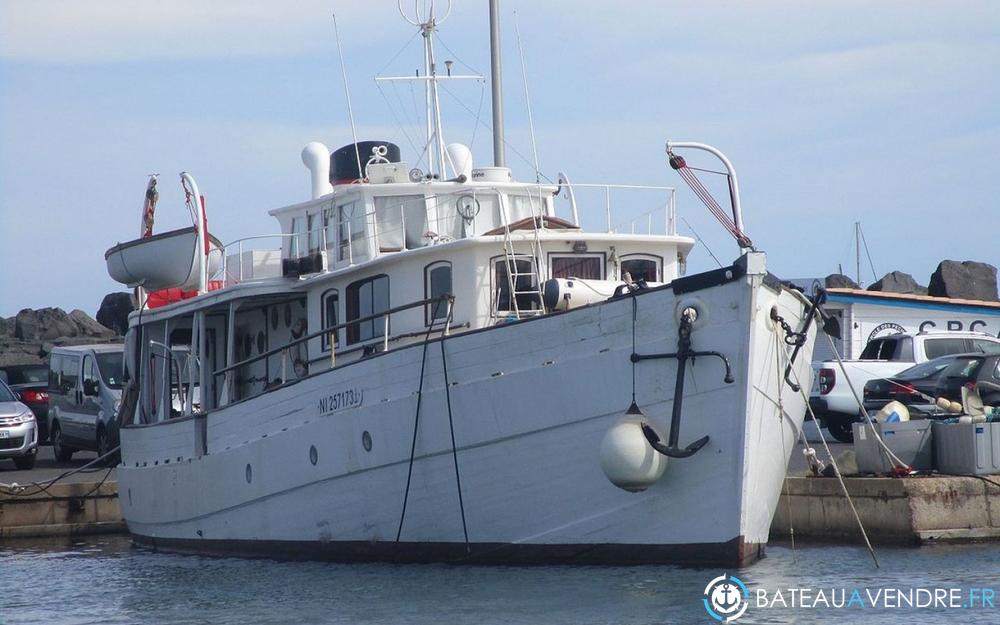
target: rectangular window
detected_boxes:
[494,258,541,314]
[425,262,452,324]
[307,212,321,252]
[322,290,339,350]
[347,275,389,344]
[338,200,367,262]
[290,216,307,258]
[374,195,427,251]
[550,254,604,280]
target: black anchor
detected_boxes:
[631,307,734,458]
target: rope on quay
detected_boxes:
[0,446,120,499]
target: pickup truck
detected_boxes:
[810,331,1000,442]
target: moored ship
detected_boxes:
[106,1,818,566]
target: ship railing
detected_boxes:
[544,182,678,236]
[212,294,455,405]
[213,234,293,286]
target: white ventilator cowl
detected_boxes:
[599,417,667,492]
[302,142,334,199]
[446,143,473,179]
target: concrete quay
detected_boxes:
[771,475,1000,544]
[0,447,124,539]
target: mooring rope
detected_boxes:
[822,331,910,471]
[439,332,471,552]
[395,323,437,542]
[772,326,796,562]
[780,342,881,568]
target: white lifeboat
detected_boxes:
[105,226,223,292]
[105,172,222,294]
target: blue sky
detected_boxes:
[1,1,998,317]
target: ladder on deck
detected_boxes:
[497,194,546,319]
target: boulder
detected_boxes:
[824,274,860,289]
[69,309,115,338]
[96,292,135,336]
[867,271,928,295]
[928,261,999,301]
[15,308,78,341]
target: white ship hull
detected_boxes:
[118,258,816,566]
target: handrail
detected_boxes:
[212,294,455,378]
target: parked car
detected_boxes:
[932,354,1000,405]
[862,355,962,416]
[47,344,124,462]
[0,378,39,469]
[0,364,50,442]
[811,331,1000,442]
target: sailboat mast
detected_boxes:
[489,0,506,167]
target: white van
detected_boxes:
[47,343,124,461]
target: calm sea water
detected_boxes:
[2,535,999,625]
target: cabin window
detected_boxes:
[621,254,662,283]
[337,199,367,262]
[493,258,541,314]
[346,275,389,344]
[307,212,322,253]
[322,289,340,350]
[425,261,453,324]
[375,195,427,251]
[550,254,604,280]
[290,215,307,258]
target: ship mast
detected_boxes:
[379,1,485,179]
[489,0,506,167]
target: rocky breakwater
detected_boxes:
[0,293,135,367]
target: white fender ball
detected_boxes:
[600,417,668,492]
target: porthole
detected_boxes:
[257,331,266,354]
[362,430,373,452]
[128,488,133,506]
[284,303,292,327]
[270,308,279,330]
[309,445,318,465]
[245,463,253,483]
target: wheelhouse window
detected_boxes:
[322,289,339,350]
[374,195,427,251]
[550,254,604,280]
[621,254,662,283]
[493,258,541,314]
[347,275,389,344]
[425,261,452,325]
[307,212,321,253]
[336,199,367,262]
[290,215,307,258]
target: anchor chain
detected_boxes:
[770,309,806,347]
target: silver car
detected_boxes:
[0,379,39,470]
